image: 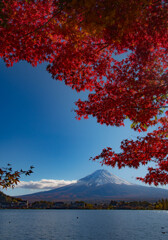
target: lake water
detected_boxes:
[0,210,168,240]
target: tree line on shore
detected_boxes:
[28,199,168,210]
[1,191,168,210]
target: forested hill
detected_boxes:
[0,191,22,203]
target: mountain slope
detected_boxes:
[19,170,168,202]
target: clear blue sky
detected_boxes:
[1,60,164,196]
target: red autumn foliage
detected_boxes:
[0,0,167,186]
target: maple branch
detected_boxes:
[82,41,109,46]
[126,106,168,109]
[0,164,34,189]
[96,43,110,53]
[20,3,67,40]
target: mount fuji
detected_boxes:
[19,170,168,202]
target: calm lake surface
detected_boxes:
[0,210,168,240]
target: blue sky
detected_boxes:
[1,60,165,196]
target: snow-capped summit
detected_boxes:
[78,169,133,186]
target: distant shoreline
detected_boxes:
[1,199,168,210]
